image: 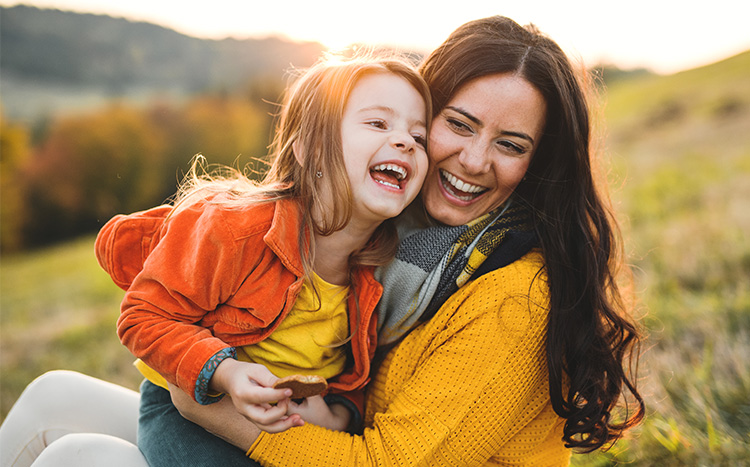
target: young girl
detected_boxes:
[95,52,430,437]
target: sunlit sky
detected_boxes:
[3,0,749,74]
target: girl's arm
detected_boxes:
[117,203,271,403]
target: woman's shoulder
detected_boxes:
[440,249,548,327]
[474,248,546,296]
[419,248,549,357]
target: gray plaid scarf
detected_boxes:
[375,199,536,345]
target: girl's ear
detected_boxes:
[292,139,305,167]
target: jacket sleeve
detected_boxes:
[248,262,559,466]
[95,205,172,291]
[117,203,264,402]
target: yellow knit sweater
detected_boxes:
[248,250,571,466]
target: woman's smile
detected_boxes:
[439,169,487,201]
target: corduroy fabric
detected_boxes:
[249,249,571,466]
[97,197,381,410]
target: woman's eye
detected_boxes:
[446,118,472,134]
[498,140,524,155]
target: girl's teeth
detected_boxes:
[375,179,400,189]
[372,163,406,180]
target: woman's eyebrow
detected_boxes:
[446,106,481,125]
[501,130,535,145]
[445,105,535,145]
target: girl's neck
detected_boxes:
[312,220,378,286]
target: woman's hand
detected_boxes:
[288,396,351,431]
[206,359,304,432]
[168,383,260,450]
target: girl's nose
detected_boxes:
[391,132,415,153]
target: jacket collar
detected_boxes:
[263,198,306,277]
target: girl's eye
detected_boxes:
[367,120,387,129]
[412,134,427,148]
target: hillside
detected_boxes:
[0,5,326,120]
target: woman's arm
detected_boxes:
[169,383,261,450]
[252,258,560,466]
[198,258,560,466]
[171,256,560,466]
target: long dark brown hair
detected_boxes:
[420,16,644,452]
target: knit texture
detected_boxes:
[249,250,571,466]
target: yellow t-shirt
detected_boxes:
[136,272,350,389]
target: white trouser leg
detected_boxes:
[0,370,141,467]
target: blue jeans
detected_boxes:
[138,380,261,467]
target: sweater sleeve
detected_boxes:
[117,203,264,402]
[249,258,561,466]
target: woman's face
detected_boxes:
[421,73,547,226]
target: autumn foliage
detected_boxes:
[1,93,278,252]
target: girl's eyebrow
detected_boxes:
[445,105,535,145]
[359,105,427,128]
[359,105,394,114]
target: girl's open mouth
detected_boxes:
[370,163,408,190]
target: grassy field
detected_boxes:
[2,52,749,465]
[0,236,144,403]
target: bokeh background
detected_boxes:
[1,1,749,465]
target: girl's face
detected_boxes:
[421,73,547,226]
[340,72,428,226]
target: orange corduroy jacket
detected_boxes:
[95,197,382,412]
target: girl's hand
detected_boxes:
[288,395,352,431]
[209,359,304,432]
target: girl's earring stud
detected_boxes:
[316,171,323,179]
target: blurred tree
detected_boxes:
[0,114,32,252]
[22,104,167,246]
[181,95,271,168]
[5,89,277,249]
[146,94,275,202]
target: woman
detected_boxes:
[0,15,644,467]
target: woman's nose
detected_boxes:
[458,141,491,174]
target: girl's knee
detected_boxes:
[32,433,148,467]
[16,370,87,416]
[25,370,86,398]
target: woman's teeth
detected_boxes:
[440,169,486,201]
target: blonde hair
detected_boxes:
[172,50,431,282]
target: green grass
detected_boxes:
[569,51,750,466]
[0,236,143,419]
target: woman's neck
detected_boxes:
[312,220,378,286]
